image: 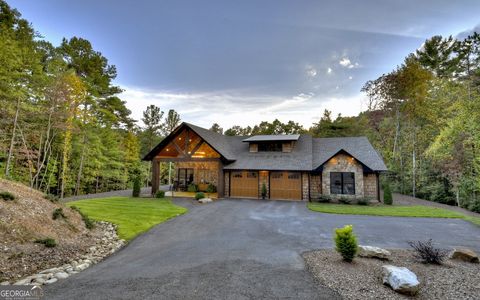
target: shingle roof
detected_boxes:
[144,123,387,172]
[242,134,300,142]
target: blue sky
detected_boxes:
[8,0,480,129]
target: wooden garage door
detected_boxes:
[270,171,302,200]
[230,171,259,198]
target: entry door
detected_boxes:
[230,171,259,198]
[178,168,194,191]
[270,171,302,200]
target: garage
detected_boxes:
[270,171,302,200]
[230,171,259,198]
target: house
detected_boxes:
[143,122,388,201]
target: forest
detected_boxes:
[1,1,479,213]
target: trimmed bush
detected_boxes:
[384,182,393,205]
[195,192,205,200]
[206,183,217,193]
[315,195,331,203]
[261,183,267,199]
[52,208,66,220]
[44,194,59,202]
[338,197,352,204]
[357,197,370,206]
[132,176,141,197]
[34,238,56,248]
[155,190,165,198]
[71,206,94,229]
[334,225,358,262]
[187,183,198,192]
[408,239,449,264]
[0,191,15,201]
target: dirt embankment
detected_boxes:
[0,179,103,282]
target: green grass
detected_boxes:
[67,197,187,241]
[307,202,480,226]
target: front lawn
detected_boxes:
[307,202,480,225]
[67,197,187,240]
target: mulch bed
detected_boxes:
[303,249,480,300]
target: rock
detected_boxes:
[1,281,10,285]
[75,263,89,271]
[382,265,420,295]
[39,267,59,274]
[45,278,58,284]
[198,198,213,203]
[13,278,31,285]
[54,272,69,279]
[450,248,479,263]
[33,278,46,285]
[358,245,391,260]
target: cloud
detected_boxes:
[327,67,333,74]
[456,24,480,40]
[306,65,317,77]
[339,57,360,69]
[121,86,365,129]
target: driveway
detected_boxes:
[45,198,480,299]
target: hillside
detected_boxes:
[0,179,104,282]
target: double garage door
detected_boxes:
[230,171,302,200]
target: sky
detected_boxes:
[8,0,480,129]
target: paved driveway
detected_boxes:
[45,198,480,299]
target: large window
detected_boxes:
[257,142,283,152]
[330,172,355,195]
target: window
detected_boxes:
[257,142,283,152]
[330,172,355,195]
[246,172,257,178]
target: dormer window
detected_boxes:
[258,142,283,152]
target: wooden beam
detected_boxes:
[171,140,185,157]
[155,157,221,162]
[151,159,160,195]
[189,140,204,157]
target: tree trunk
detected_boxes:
[5,98,20,177]
[74,135,87,196]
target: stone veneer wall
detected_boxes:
[224,172,230,197]
[322,153,364,198]
[310,174,322,200]
[363,173,378,200]
[259,171,269,199]
[302,173,309,200]
[176,161,220,186]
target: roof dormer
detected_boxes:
[242,135,300,153]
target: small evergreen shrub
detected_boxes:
[155,190,165,198]
[44,194,59,202]
[357,197,370,206]
[383,182,393,205]
[316,195,332,203]
[70,206,94,229]
[261,183,267,199]
[132,176,141,197]
[34,238,57,248]
[338,197,352,204]
[206,183,217,193]
[187,183,198,192]
[408,239,449,264]
[195,192,205,200]
[0,191,15,201]
[334,225,358,262]
[52,208,66,220]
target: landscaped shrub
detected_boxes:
[34,238,56,248]
[315,195,331,203]
[195,192,205,200]
[44,194,59,202]
[52,208,66,220]
[0,191,15,201]
[356,197,370,206]
[187,183,198,192]
[70,206,94,229]
[132,176,141,197]
[383,182,393,205]
[206,183,217,193]
[155,190,165,198]
[338,197,352,204]
[261,183,267,199]
[334,225,358,262]
[408,239,449,264]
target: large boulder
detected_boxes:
[450,248,479,263]
[198,198,213,204]
[358,245,391,260]
[382,265,420,295]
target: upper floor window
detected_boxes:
[257,142,283,152]
[330,172,355,195]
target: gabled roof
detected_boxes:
[143,123,388,172]
[312,137,388,171]
[242,134,300,142]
